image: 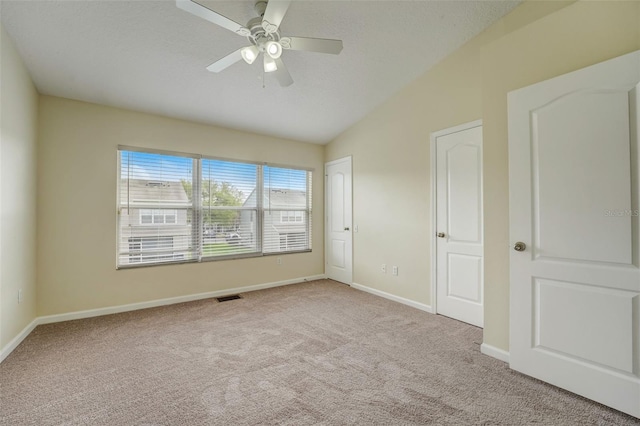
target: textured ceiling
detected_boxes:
[1,0,520,144]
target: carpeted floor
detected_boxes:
[1,279,638,425]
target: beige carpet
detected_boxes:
[1,279,638,425]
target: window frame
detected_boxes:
[117,146,313,269]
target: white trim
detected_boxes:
[0,318,39,363]
[0,274,325,363]
[324,156,352,167]
[430,133,438,314]
[429,119,483,316]
[38,274,326,325]
[431,119,483,140]
[481,343,510,363]
[350,282,433,314]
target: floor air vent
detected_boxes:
[216,295,242,302]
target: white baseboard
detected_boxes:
[38,274,326,325]
[1,274,325,363]
[0,318,39,363]
[350,282,433,314]
[349,283,509,364]
[481,343,510,363]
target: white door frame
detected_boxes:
[430,120,483,315]
[325,156,353,283]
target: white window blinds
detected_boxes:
[263,166,312,253]
[117,147,312,268]
[118,150,197,266]
[201,158,259,258]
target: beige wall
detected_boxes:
[325,0,640,352]
[36,96,324,316]
[0,25,39,349]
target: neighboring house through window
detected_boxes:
[117,147,312,268]
[128,236,175,263]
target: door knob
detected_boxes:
[514,242,526,252]
[437,232,445,238]
[344,227,350,231]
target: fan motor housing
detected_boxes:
[246,16,280,48]
[254,1,268,17]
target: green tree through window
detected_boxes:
[181,179,244,230]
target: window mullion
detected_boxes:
[127,151,131,214]
[116,151,123,267]
[306,171,311,250]
[194,157,202,261]
[257,164,264,254]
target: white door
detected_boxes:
[509,50,640,418]
[325,157,352,284]
[434,122,484,327]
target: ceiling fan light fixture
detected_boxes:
[177,0,343,87]
[264,55,278,73]
[241,45,259,64]
[265,40,282,59]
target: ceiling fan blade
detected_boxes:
[281,37,343,55]
[206,48,244,73]
[176,0,250,37]
[261,0,291,33]
[273,58,293,87]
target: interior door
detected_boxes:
[508,50,640,418]
[325,157,352,284]
[435,123,484,327]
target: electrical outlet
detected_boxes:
[277,257,282,265]
[18,289,23,304]
[381,264,386,273]
[392,266,398,276]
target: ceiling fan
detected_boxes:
[176,0,344,87]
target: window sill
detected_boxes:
[117,249,312,269]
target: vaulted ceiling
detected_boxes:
[1,1,520,143]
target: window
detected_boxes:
[140,209,178,225]
[263,166,311,254]
[118,149,196,267]
[117,147,312,268]
[201,158,259,258]
[280,211,304,223]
